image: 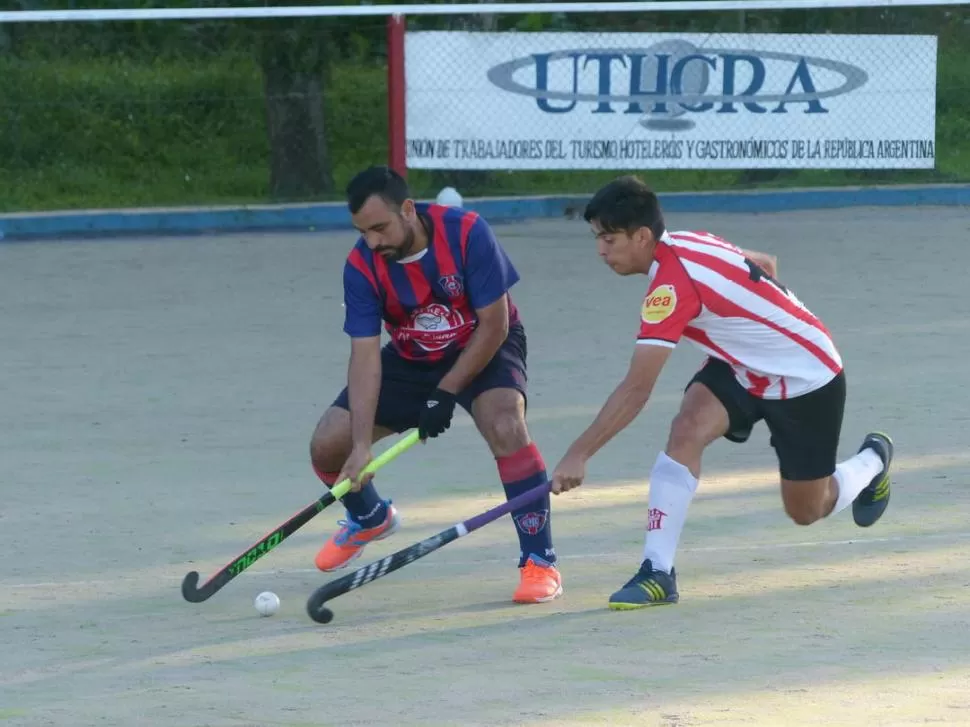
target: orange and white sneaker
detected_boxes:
[314,503,401,572]
[513,555,563,604]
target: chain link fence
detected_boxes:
[0,12,390,212]
[0,3,967,213]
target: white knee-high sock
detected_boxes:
[831,448,883,515]
[642,452,699,574]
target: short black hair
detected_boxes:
[346,165,410,214]
[583,175,665,239]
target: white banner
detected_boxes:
[404,31,937,170]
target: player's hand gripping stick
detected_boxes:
[181,430,420,603]
[305,480,552,624]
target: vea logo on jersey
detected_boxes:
[486,39,868,132]
[642,284,678,324]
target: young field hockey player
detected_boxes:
[551,175,894,609]
[309,165,562,604]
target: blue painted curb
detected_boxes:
[1,184,967,241]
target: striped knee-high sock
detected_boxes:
[496,442,556,567]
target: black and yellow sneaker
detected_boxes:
[852,432,894,528]
[608,559,679,610]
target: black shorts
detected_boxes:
[332,322,528,433]
[688,357,846,481]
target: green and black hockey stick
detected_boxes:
[181,430,420,603]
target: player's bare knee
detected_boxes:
[665,410,710,462]
[480,410,529,458]
[309,407,352,472]
[472,389,529,457]
[781,486,828,526]
[784,502,822,526]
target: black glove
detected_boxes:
[419,388,456,440]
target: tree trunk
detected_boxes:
[261,30,333,200]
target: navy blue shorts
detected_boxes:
[331,322,528,433]
[687,357,846,481]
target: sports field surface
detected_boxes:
[3,206,969,726]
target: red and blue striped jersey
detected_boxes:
[342,203,521,362]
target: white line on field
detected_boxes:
[268,529,970,574]
[6,529,968,589]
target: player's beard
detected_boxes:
[377,220,416,262]
[398,225,416,258]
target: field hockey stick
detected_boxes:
[181,429,421,603]
[305,479,552,624]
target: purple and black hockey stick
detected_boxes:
[305,480,552,623]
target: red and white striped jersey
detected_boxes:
[637,230,842,399]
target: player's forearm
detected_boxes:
[347,349,381,449]
[567,379,653,460]
[437,320,508,394]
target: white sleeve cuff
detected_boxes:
[636,338,677,348]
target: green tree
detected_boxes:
[259,14,334,199]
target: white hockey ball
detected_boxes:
[254,591,280,617]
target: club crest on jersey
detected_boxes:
[438,274,464,299]
[641,284,678,324]
[400,302,469,352]
[514,510,548,535]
